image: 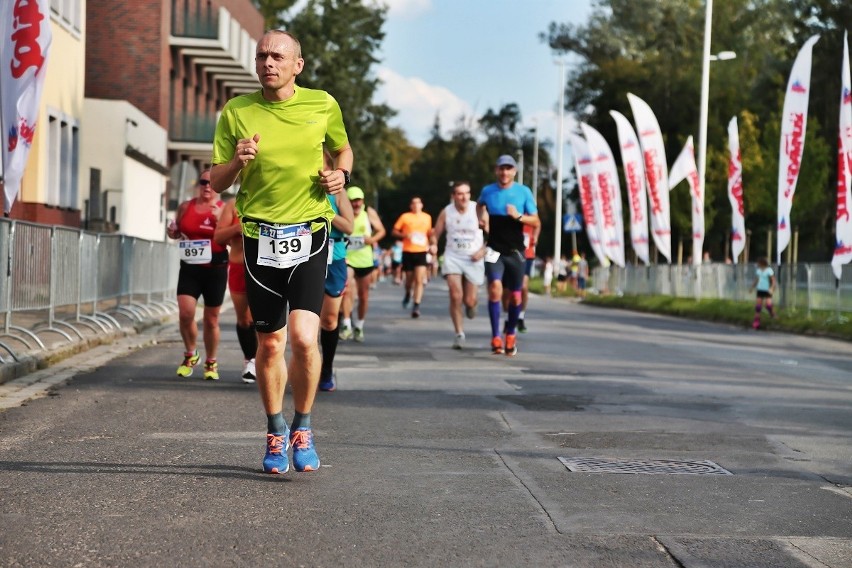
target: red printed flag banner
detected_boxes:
[669,136,703,267]
[611,110,650,265]
[727,117,746,264]
[581,122,625,267]
[777,35,819,264]
[627,93,671,263]
[1,0,52,214]
[832,31,852,280]
[568,133,607,266]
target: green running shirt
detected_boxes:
[212,87,349,236]
[346,209,374,269]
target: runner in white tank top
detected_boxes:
[431,181,487,349]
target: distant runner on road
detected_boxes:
[213,198,257,383]
[340,186,386,343]
[477,154,539,357]
[167,170,227,380]
[393,196,433,319]
[431,181,486,349]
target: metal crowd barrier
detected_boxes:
[592,262,852,319]
[0,218,179,363]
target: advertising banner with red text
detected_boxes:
[627,93,671,262]
[1,0,52,213]
[568,133,606,265]
[727,117,746,264]
[777,35,819,264]
[832,32,852,280]
[611,110,650,265]
[581,123,625,267]
[669,137,703,267]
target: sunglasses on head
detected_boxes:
[198,179,211,186]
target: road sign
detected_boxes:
[563,213,583,233]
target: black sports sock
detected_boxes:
[236,323,257,360]
[267,413,287,434]
[320,325,340,375]
[291,411,310,431]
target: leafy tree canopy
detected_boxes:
[544,0,847,262]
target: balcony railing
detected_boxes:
[172,0,218,39]
[169,111,217,143]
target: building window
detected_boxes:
[46,111,80,209]
[47,115,59,205]
[50,0,81,33]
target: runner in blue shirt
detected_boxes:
[476,154,540,356]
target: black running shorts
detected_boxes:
[402,251,428,271]
[176,263,227,308]
[243,225,329,333]
[485,249,525,292]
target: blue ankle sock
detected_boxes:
[291,411,310,431]
[267,412,287,434]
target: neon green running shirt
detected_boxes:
[212,87,349,236]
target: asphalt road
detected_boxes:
[1,278,851,567]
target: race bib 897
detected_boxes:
[179,239,212,264]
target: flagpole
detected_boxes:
[697,0,713,207]
[554,60,566,270]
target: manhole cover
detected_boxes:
[558,456,732,475]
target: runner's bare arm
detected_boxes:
[366,207,386,244]
[211,134,260,193]
[319,144,354,195]
[167,201,189,240]
[332,192,355,235]
[431,209,446,245]
[213,201,241,246]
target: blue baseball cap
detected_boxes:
[495,154,517,168]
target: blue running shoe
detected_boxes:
[263,431,290,474]
[290,428,320,472]
[319,370,336,392]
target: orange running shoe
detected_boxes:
[491,336,504,355]
[505,334,517,357]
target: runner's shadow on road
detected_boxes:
[0,460,293,482]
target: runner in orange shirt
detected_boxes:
[392,196,433,318]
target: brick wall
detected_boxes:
[9,201,82,227]
[85,0,168,126]
[86,0,263,130]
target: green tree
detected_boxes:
[253,0,300,29]
[544,0,837,262]
[252,0,409,209]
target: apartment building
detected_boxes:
[84,0,263,235]
[9,0,263,240]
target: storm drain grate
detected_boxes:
[558,456,732,475]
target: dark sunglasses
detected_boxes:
[198,179,211,186]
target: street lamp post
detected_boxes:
[531,122,539,200]
[554,61,566,270]
[697,0,714,202]
[697,0,736,205]
[517,148,524,186]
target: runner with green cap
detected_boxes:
[341,186,386,342]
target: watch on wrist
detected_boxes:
[337,168,351,185]
[516,214,523,221]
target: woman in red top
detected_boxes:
[167,169,228,380]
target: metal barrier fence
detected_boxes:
[592,262,852,317]
[0,218,179,363]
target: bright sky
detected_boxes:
[375,0,594,148]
